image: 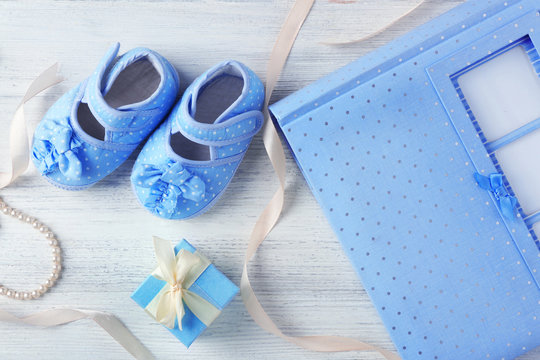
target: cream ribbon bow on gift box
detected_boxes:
[149,236,221,330]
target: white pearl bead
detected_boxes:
[0,199,62,301]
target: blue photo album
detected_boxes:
[269,0,540,359]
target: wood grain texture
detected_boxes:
[0,1,538,359]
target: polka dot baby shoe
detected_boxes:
[131,60,264,219]
[32,43,179,190]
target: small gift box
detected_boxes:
[131,237,238,348]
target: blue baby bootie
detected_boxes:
[131,60,264,219]
[32,43,179,190]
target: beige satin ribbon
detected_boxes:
[148,236,221,330]
[0,63,63,189]
[241,0,401,358]
[0,309,153,359]
[321,0,426,45]
[0,66,154,359]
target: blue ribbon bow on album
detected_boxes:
[474,173,517,220]
[270,0,540,359]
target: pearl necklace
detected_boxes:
[0,197,62,300]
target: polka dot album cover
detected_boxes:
[270,0,540,359]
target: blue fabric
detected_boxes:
[32,43,179,190]
[131,60,264,219]
[131,239,238,348]
[270,1,540,359]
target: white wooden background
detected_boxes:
[0,1,538,359]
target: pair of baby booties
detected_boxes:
[31,43,265,220]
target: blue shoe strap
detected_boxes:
[175,108,264,147]
[485,116,540,153]
[69,83,140,152]
[83,43,169,130]
[85,98,163,132]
